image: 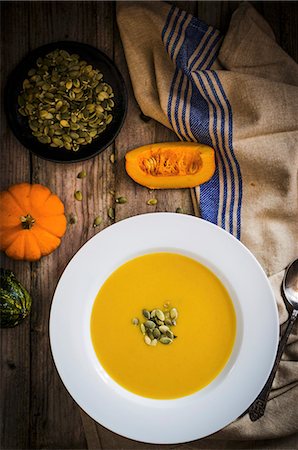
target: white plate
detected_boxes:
[50,213,279,444]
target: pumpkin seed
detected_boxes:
[147,198,157,206]
[151,339,158,346]
[110,153,115,164]
[172,319,177,326]
[115,196,127,204]
[93,216,102,228]
[176,207,185,214]
[150,309,156,318]
[170,308,178,320]
[18,49,115,152]
[160,336,172,345]
[148,331,154,340]
[144,320,156,329]
[153,328,161,339]
[159,325,169,334]
[155,309,165,321]
[74,190,83,201]
[165,318,172,326]
[77,170,87,179]
[144,335,151,346]
[108,207,115,220]
[140,323,146,334]
[155,319,164,326]
[166,330,174,339]
[132,318,139,326]
[142,309,151,319]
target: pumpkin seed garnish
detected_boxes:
[144,335,151,346]
[144,320,156,329]
[74,190,83,201]
[170,308,178,320]
[142,309,151,319]
[77,170,87,179]
[18,49,115,152]
[93,216,102,228]
[147,198,157,206]
[115,196,127,204]
[133,304,178,346]
[160,336,172,345]
[155,309,165,321]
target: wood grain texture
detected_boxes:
[0,2,297,449]
[0,3,31,449]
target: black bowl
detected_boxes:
[4,41,127,163]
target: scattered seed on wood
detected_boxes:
[77,170,87,179]
[93,216,102,227]
[115,196,127,204]
[108,207,115,220]
[176,207,184,214]
[110,153,116,164]
[74,190,83,201]
[147,198,157,206]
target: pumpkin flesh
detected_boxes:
[125,142,215,189]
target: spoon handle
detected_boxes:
[248,309,298,421]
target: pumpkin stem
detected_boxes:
[20,214,35,230]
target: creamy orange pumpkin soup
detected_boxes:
[91,252,236,399]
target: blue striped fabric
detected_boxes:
[162,7,243,239]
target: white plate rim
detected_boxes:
[49,213,279,444]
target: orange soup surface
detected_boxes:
[91,252,236,399]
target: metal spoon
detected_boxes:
[248,258,298,421]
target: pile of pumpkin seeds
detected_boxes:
[132,304,178,346]
[18,49,114,151]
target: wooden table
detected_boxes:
[1,2,297,449]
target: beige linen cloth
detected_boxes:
[117,1,298,440]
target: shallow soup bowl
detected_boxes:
[49,213,279,444]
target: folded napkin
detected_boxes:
[117,1,298,439]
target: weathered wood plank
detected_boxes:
[0,3,31,449]
[26,1,113,448]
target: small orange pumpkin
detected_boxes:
[0,183,67,261]
[125,142,215,189]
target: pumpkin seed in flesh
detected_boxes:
[132,318,139,326]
